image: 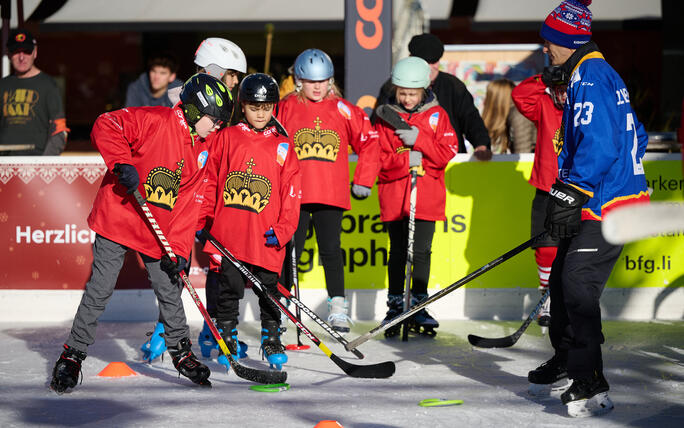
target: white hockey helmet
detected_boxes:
[194,38,247,75]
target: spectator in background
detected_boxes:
[125,52,182,108]
[374,33,492,160]
[482,79,536,154]
[0,29,69,155]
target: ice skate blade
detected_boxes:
[528,379,572,398]
[566,392,614,417]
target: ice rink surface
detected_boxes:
[0,320,682,428]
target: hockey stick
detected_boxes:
[376,104,412,130]
[125,186,286,385]
[202,230,396,378]
[467,289,549,348]
[402,169,418,341]
[345,233,546,352]
[601,202,684,245]
[285,237,310,351]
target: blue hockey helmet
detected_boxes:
[293,49,334,81]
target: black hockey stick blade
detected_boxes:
[331,354,396,379]
[376,104,412,130]
[467,290,549,349]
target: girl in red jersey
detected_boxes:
[199,74,301,370]
[277,48,379,332]
[511,67,565,327]
[375,57,459,337]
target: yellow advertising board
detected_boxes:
[297,154,683,291]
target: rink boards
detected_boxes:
[1,153,682,322]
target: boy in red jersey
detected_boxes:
[50,74,233,393]
[199,73,301,370]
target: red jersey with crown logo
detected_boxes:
[199,122,301,273]
[375,104,459,222]
[512,75,563,192]
[277,94,379,209]
[88,106,210,259]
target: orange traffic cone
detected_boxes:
[314,421,343,428]
[97,362,138,377]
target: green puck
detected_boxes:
[249,383,290,392]
[419,398,463,407]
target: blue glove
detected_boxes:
[160,255,188,285]
[395,126,419,147]
[264,228,279,247]
[351,183,371,200]
[114,163,139,194]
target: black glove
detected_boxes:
[545,179,590,239]
[160,254,188,285]
[114,163,139,194]
[541,66,569,87]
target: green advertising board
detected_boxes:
[296,154,683,292]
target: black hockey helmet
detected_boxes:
[238,73,280,104]
[180,73,233,127]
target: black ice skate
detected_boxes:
[50,344,86,394]
[527,353,571,396]
[537,289,551,328]
[561,371,614,417]
[168,338,211,387]
[382,294,404,338]
[409,293,439,337]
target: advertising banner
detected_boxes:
[1,154,682,294]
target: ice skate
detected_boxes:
[409,293,439,337]
[382,294,404,338]
[327,296,352,333]
[50,344,86,394]
[140,321,167,362]
[168,338,211,387]
[197,319,217,358]
[562,372,613,417]
[537,288,551,330]
[260,320,288,370]
[528,354,570,397]
[216,320,248,370]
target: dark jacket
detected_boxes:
[373,71,490,153]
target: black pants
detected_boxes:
[216,258,280,324]
[282,204,345,298]
[549,220,622,379]
[385,219,436,296]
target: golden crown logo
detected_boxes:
[144,160,184,211]
[293,117,340,162]
[553,122,565,156]
[223,158,272,213]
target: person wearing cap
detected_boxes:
[0,29,69,155]
[373,33,491,160]
[526,0,649,417]
[125,52,182,108]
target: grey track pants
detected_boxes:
[66,234,190,353]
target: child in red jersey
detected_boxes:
[512,67,565,327]
[375,57,459,338]
[50,74,232,393]
[199,73,301,370]
[277,48,379,333]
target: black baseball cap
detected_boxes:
[7,29,37,53]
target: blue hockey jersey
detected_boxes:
[557,51,650,220]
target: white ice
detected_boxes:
[0,320,682,427]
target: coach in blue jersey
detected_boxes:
[526,0,650,418]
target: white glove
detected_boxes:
[351,183,371,199]
[409,151,422,168]
[395,126,419,147]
